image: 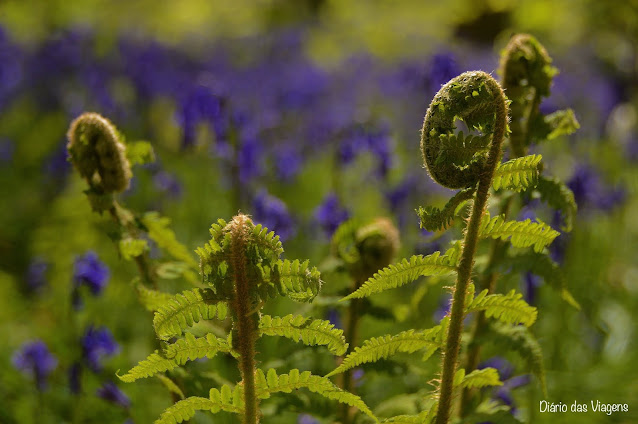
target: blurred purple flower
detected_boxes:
[0,26,24,110]
[176,85,223,149]
[152,171,182,198]
[253,190,295,241]
[12,340,58,391]
[43,141,72,184]
[96,381,131,409]
[25,258,48,292]
[314,193,350,237]
[297,414,319,424]
[73,251,110,296]
[274,146,302,181]
[478,357,514,381]
[567,164,625,212]
[81,325,119,372]
[325,308,342,330]
[427,52,459,93]
[522,272,542,305]
[69,362,82,394]
[478,357,531,416]
[0,138,14,163]
[433,293,452,322]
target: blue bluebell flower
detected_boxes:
[478,357,531,417]
[152,171,182,198]
[12,340,58,390]
[325,308,343,330]
[25,258,48,292]
[73,251,110,296]
[96,381,131,409]
[274,146,302,182]
[433,293,452,322]
[567,164,625,212]
[81,325,119,372]
[522,272,542,305]
[0,26,24,111]
[175,85,223,149]
[314,193,350,238]
[427,52,459,93]
[297,414,319,424]
[253,190,295,242]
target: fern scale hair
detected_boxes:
[67,112,132,193]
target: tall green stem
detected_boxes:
[230,216,259,424]
[434,77,508,424]
[339,276,364,424]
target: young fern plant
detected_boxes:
[119,214,377,424]
[332,69,565,423]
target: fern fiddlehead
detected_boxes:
[420,71,509,424]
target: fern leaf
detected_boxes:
[483,323,547,396]
[417,188,475,231]
[255,368,377,422]
[457,367,503,389]
[142,212,198,267]
[259,314,348,356]
[479,212,559,253]
[252,223,284,257]
[493,155,542,191]
[164,333,232,364]
[330,218,360,263]
[326,326,443,377]
[530,108,580,144]
[342,245,460,301]
[135,283,174,312]
[466,289,537,327]
[269,259,322,302]
[156,374,185,400]
[504,252,580,310]
[153,288,229,341]
[381,406,437,424]
[154,386,243,424]
[535,176,577,231]
[118,351,176,382]
[436,131,490,168]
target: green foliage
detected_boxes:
[118,351,177,382]
[153,288,229,341]
[478,212,560,253]
[535,176,578,231]
[125,140,156,166]
[326,325,444,377]
[155,385,244,424]
[135,282,175,312]
[492,154,542,191]
[156,374,185,400]
[255,368,378,421]
[530,109,580,143]
[465,284,538,327]
[164,332,233,364]
[266,259,322,302]
[435,132,490,169]
[118,237,148,260]
[455,367,503,389]
[259,314,348,356]
[417,188,475,231]
[342,243,460,300]
[142,212,198,267]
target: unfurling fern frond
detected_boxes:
[155,385,243,424]
[153,288,229,341]
[118,351,177,382]
[164,333,233,364]
[478,212,559,253]
[255,369,377,422]
[503,251,580,310]
[259,314,348,356]
[455,367,503,389]
[135,282,174,312]
[342,244,460,301]
[330,218,361,264]
[482,323,547,395]
[492,154,542,191]
[417,188,475,231]
[436,131,491,169]
[535,176,577,232]
[251,223,284,258]
[465,286,537,327]
[266,259,322,302]
[325,326,443,378]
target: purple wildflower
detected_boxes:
[253,190,295,242]
[25,258,49,292]
[152,171,182,198]
[81,325,119,372]
[314,193,350,238]
[427,52,459,93]
[325,308,342,330]
[567,164,625,212]
[0,138,14,163]
[12,340,58,391]
[522,272,542,305]
[274,146,302,182]
[297,414,319,424]
[73,251,110,296]
[96,382,131,409]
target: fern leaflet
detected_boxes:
[154,385,243,424]
[118,351,177,382]
[135,282,174,312]
[478,212,559,253]
[326,326,443,377]
[342,244,460,301]
[259,314,348,356]
[465,286,538,327]
[142,212,198,267]
[492,154,542,191]
[153,288,229,341]
[164,333,233,364]
[455,367,503,389]
[417,188,475,231]
[436,131,490,169]
[266,259,322,302]
[535,176,577,231]
[380,405,437,424]
[156,374,185,400]
[255,368,377,422]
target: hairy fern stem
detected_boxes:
[339,276,364,424]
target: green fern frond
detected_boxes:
[455,367,503,389]
[164,333,232,364]
[466,288,538,327]
[252,223,284,257]
[535,176,577,231]
[268,259,322,302]
[331,219,361,263]
[153,288,229,341]
[142,212,198,267]
[259,314,348,355]
[492,154,542,191]
[417,188,475,231]
[380,405,437,424]
[135,282,174,312]
[326,326,443,377]
[156,374,185,400]
[154,386,243,424]
[118,351,176,382]
[484,323,547,396]
[530,108,580,144]
[504,251,580,310]
[342,245,460,301]
[255,368,377,422]
[436,131,490,169]
[478,212,559,253]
